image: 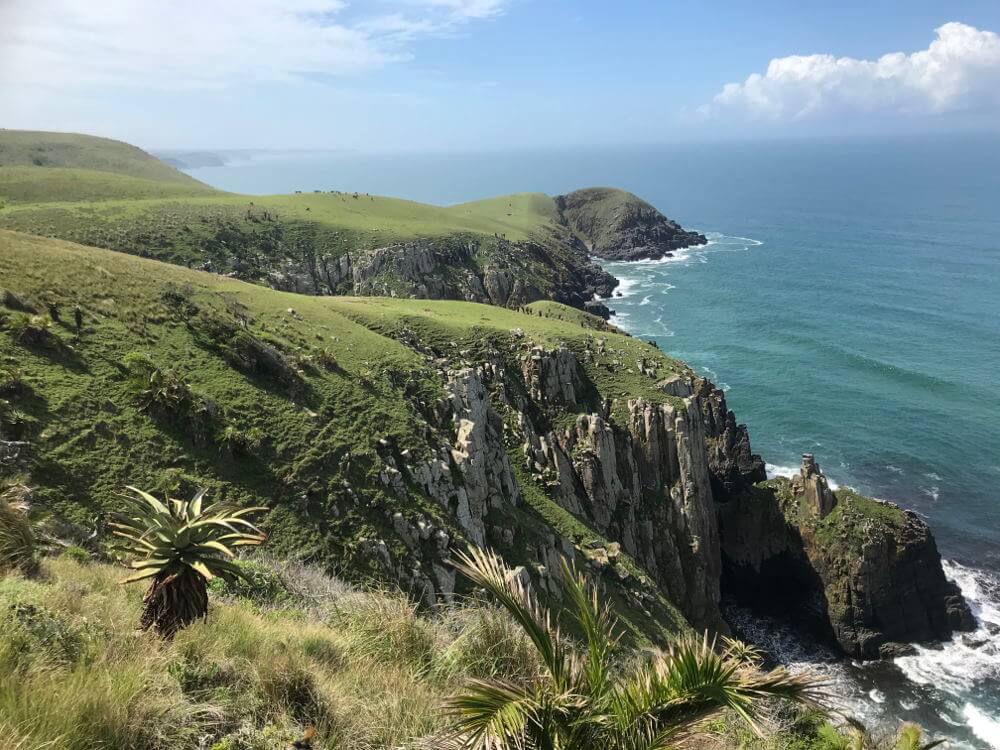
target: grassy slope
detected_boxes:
[0,229,688,633]
[0,130,207,186]
[0,131,559,242]
[0,132,577,295]
[0,553,536,750]
[0,553,835,750]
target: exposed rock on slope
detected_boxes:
[266,235,618,315]
[556,187,707,261]
[718,456,974,658]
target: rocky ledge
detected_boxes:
[718,455,975,659]
[556,187,707,262]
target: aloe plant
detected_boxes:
[111,486,267,637]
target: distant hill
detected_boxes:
[0,129,210,186]
[0,131,708,319]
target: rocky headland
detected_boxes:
[556,187,708,261]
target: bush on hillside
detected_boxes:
[2,313,59,347]
[122,352,220,444]
[0,485,35,575]
[219,425,266,459]
[208,559,290,606]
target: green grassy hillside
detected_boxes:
[0,133,614,309]
[0,130,208,186]
[0,229,686,637]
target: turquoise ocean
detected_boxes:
[185,135,1000,747]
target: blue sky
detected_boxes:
[2,0,1000,151]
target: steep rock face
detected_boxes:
[267,236,620,317]
[718,459,974,659]
[372,340,736,632]
[556,188,707,262]
[691,377,766,500]
[514,347,726,630]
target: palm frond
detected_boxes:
[453,547,572,689]
[559,557,620,701]
[444,679,540,750]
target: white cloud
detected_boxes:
[0,0,506,91]
[701,22,1000,121]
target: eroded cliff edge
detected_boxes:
[345,324,971,656]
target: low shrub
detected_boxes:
[0,489,34,575]
[219,425,266,458]
[209,559,290,606]
[2,313,58,347]
[59,545,92,565]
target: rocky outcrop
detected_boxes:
[555,188,707,262]
[267,235,620,318]
[691,377,766,500]
[792,453,837,519]
[719,457,974,659]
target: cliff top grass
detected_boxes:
[0,132,561,243]
[814,489,909,551]
[761,478,909,552]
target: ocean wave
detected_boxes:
[895,562,1000,692]
[964,704,1000,748]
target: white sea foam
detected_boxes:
[639,295,652,306]
[612,276,640,299]
[896,562,1000,693]
[892,562,1000,745]
[964,704,1000,748]
[921,485,941,501]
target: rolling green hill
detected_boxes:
[0,129,210,186]
[0,132,621,312]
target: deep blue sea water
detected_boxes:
[186,135,1000,747]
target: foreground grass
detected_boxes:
[0,553,543,750]
[0,553,849,750]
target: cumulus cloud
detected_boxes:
[0,0,506,91]
[701,22,1000,121]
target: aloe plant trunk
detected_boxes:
[139,568,209,637]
